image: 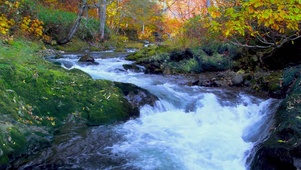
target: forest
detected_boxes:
[1,0,299,50]
[1,0,301,169]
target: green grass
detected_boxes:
[36,3,100,43]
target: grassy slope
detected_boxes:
[0,39,136,167]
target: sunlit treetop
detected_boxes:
[206,0,301,49]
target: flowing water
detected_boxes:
[19,52,280,170]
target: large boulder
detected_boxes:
[251,69,301,170]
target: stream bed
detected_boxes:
[17,52,280,170]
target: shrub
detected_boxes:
[190,44,235,72]
[165,58,201,73]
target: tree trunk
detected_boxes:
[58,0,87,45]
[206,0,210,8]
[99,0,107,41]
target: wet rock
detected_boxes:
[138,61,163,74]
[251,145,296,170]
[59,61,73,68]
[78,54,99,65]
[114,82,158,113]
[79,54,95,62]
[191,79,200,86]
[243,80,252,87]
[163,66,174,75]
[122,64,144,73]
[198,78,220,87]
[231,74,244,86]
[187,71,235,87]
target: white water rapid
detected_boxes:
[48,52,279,170]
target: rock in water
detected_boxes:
[114,82,158,113]
[78,54,99,65]
[231,74,244,86]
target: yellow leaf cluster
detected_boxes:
[20,16,45,38]
[0,14,14,35]
[0,0,48,41]
[206,0,301,39]
[1,0,21,10]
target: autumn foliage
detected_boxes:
[1,0,300,50]
[206,0,301,49]
[0,0,19,36]
[0,0,49,42]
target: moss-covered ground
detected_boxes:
[0,39,136,168]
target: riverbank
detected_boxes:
[0,39,142,168]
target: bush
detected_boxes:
[165,58,201,73]
[190,44,236,72]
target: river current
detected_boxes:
[19,52,279,170]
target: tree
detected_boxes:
[109,0,162,40]
[58,0,88,44]
[162,0,205,21]
[157,0,206,38]
[99,0,107,41]
[206,0,301,52]
[55,0,109,44]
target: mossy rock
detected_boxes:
[0,126,27,168]
[126,45,172,61]
[0,156,9,170]
[251,76,301,170]
[261,71,283,97]
[282,66,301,88]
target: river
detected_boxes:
[19,52,280,170]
